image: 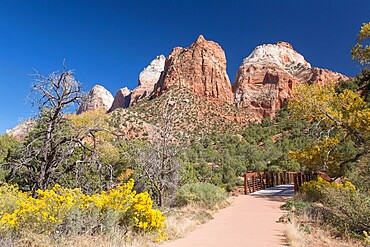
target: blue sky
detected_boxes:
[0,0,369,133]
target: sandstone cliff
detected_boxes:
[131,54,165,105]
[76,85,114,114]
[109,55,165,112]
[233,42,350,121]
[6,119,35,141]
[155,35,233,104]
[109,87,132,112]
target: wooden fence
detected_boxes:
[243,171,322,195]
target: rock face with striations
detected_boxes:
[232,42,350,121]
[109,87,132,112]
[109,55,165,112]
[155,35,233,104]
[76,85,114,114]
[131,54,166,105]
[6,119,34,141]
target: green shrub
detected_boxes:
[280,197,311,212]
[176,183,227,209]
[301,177,369,236]
[320,188,370,236]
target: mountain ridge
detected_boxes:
[78,36,349,121]
[7,36,351,139]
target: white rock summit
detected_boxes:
[76,85,114,114]
[138,54,166,86]
[130,55,166,105]
[241,41,311,77]
[232,41,350,121]
[6,119,35,141]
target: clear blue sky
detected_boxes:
[0,0,369,133]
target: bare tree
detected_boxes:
[4,64,116,194]
[12,65,83,192]
[130,89,189,207]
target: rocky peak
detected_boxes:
[76,85,114,114]
[276,41,294,49]
[155,35,233,104]
[6,119,34,141]
[241,42,311,76]
[122,54,167,107]
[233,42,350,121]
[138,55,166,86]
[109,87,132,112]
[195,34,206,43]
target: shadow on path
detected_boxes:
[250,184,294,196]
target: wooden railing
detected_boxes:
[243,171,324,195]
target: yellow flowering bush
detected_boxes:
[301,176,356,202]
[0,179,166,240]
[364,231,370,245]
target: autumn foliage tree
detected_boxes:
[352,22,370,66]
[288,23,370,177]
[288,83,370,176]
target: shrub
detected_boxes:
[301,176,356,202]
[320,188,370,236]
[0,179,166,241]
[280,197,311,212]
[301,177,369,236]
[364,231,370,245]
[176,182,227,209]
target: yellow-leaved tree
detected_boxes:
[352,22,370,66]
[65,109,125,192]
[67,109,121,165]
[288,83,370,176]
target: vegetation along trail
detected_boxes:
[161,185,293,247]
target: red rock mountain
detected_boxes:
[232,42,350,121]
[76,39,350,124]
[154,35,234,104]
[109,87,132,112]
[131,54,166,105]
[6,119,34,141]
[109,55,165,112]
[8,39,353,139]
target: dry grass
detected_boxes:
[165,213,198,240]
[8,228,156,247]
[164,203,218,240]
[284,212,363,247]
[285,217,306,247]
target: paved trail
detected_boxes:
[161,185,293,247]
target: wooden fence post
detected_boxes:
[259,173,263,190]
[293,173,298,193]
[244,173,247,195]
[252,176,256,193]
